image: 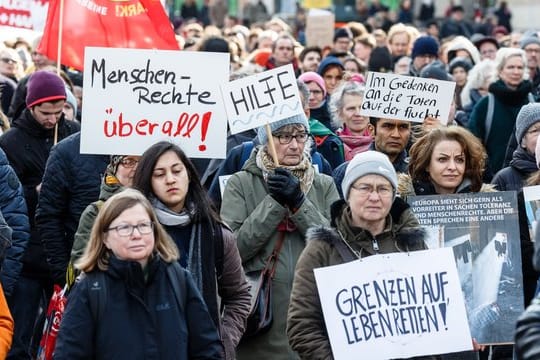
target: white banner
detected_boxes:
[81,47,230,158]
[221,64,302,134]
[359,72,456,124]
[314,248,472,359]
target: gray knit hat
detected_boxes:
[257,113,309,145]
[515,103,540,144]
[341,151,398,199]
[521,36,540,50]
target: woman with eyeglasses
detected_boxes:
[68,155,141,285]
[221,113,339,359]
[133,141,250,360]
[55,188,224,359]
[287,151,427,358]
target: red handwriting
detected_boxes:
[103,108,213,151]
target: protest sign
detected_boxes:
[81,47,230,158]
[407,191,523,344]
[359,72,456,124]
[314,248,472,360]
[305,9,334,48]
[523,185,540,240]
[221,64,302,134]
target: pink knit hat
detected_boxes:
[298,71,327,98]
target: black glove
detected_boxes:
[267,168,305,210]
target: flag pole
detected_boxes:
[54,0,65,145]
[265,122,279,166]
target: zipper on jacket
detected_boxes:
[372,237,380,253]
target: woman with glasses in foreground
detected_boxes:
[287,151,427,358]
[221,113,339,359]
[67,155,141,285]
[133,141,250,360]
[54,188,223,359]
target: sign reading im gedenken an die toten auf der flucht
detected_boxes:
[221,64,303,134]
[80,47,230,158]
[359,72,456,124]
[314,248,472,360]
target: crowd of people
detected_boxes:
[0,0,539,359]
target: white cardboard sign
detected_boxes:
[359,72,456,124]
[314,248,472,359]
[81,47,230,158]
[221,64,302,134]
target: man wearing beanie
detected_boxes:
[0,70,79,359]
[330,27,353,56]
[288,150,427,358]
[521,36,540,101]
[492,103,540,192]
[221,111,339,360]
[409,35,439,77]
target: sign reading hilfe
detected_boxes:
[221,64,303,134]
[81,47,230,158]
[359,72,456,124]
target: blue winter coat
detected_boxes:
[0,148,29,296]
[54,255,224,360]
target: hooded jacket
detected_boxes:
[287,198,427,359]
[221,146,339,360]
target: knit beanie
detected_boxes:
[298,71,327,98]
[449,57,473,74]
[317,56,344,76]
[257,113,309,145]
[26,71,67,108]
[341,151,398,200]
[521,36,540,49]
[65,87,78,116]
[516,103,540,145]
[107,155,126,176]
[334,27,352,43]
[411,36,439,59]
[420,60,453,81]
[368,46,393,73]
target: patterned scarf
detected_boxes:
[256,146,315,194]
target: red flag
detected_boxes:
[37,0,179,71]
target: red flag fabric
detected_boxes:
[37,0,179,71]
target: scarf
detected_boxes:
[151,197,203,292]
[256,146,315,194]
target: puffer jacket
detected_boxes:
[36,132,109,285]
[0,148,30,296]
[221,145,339,360]
[287,198,427,359]
[515,296,540,360]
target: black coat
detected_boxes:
[492,147,537,192]
[54,255,223,359]
[0,110,79,277]
[36,132,109,284]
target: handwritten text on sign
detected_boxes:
[314,249,471,360]
[359,72,456,124]
[81,47,229,158]
[221,64,302,134]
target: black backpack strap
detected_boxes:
[167,262,187,314]
[332,237,357,263]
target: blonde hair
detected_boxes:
[387,23,411,45]
[76,188,179,272]
[495,47,528,81]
